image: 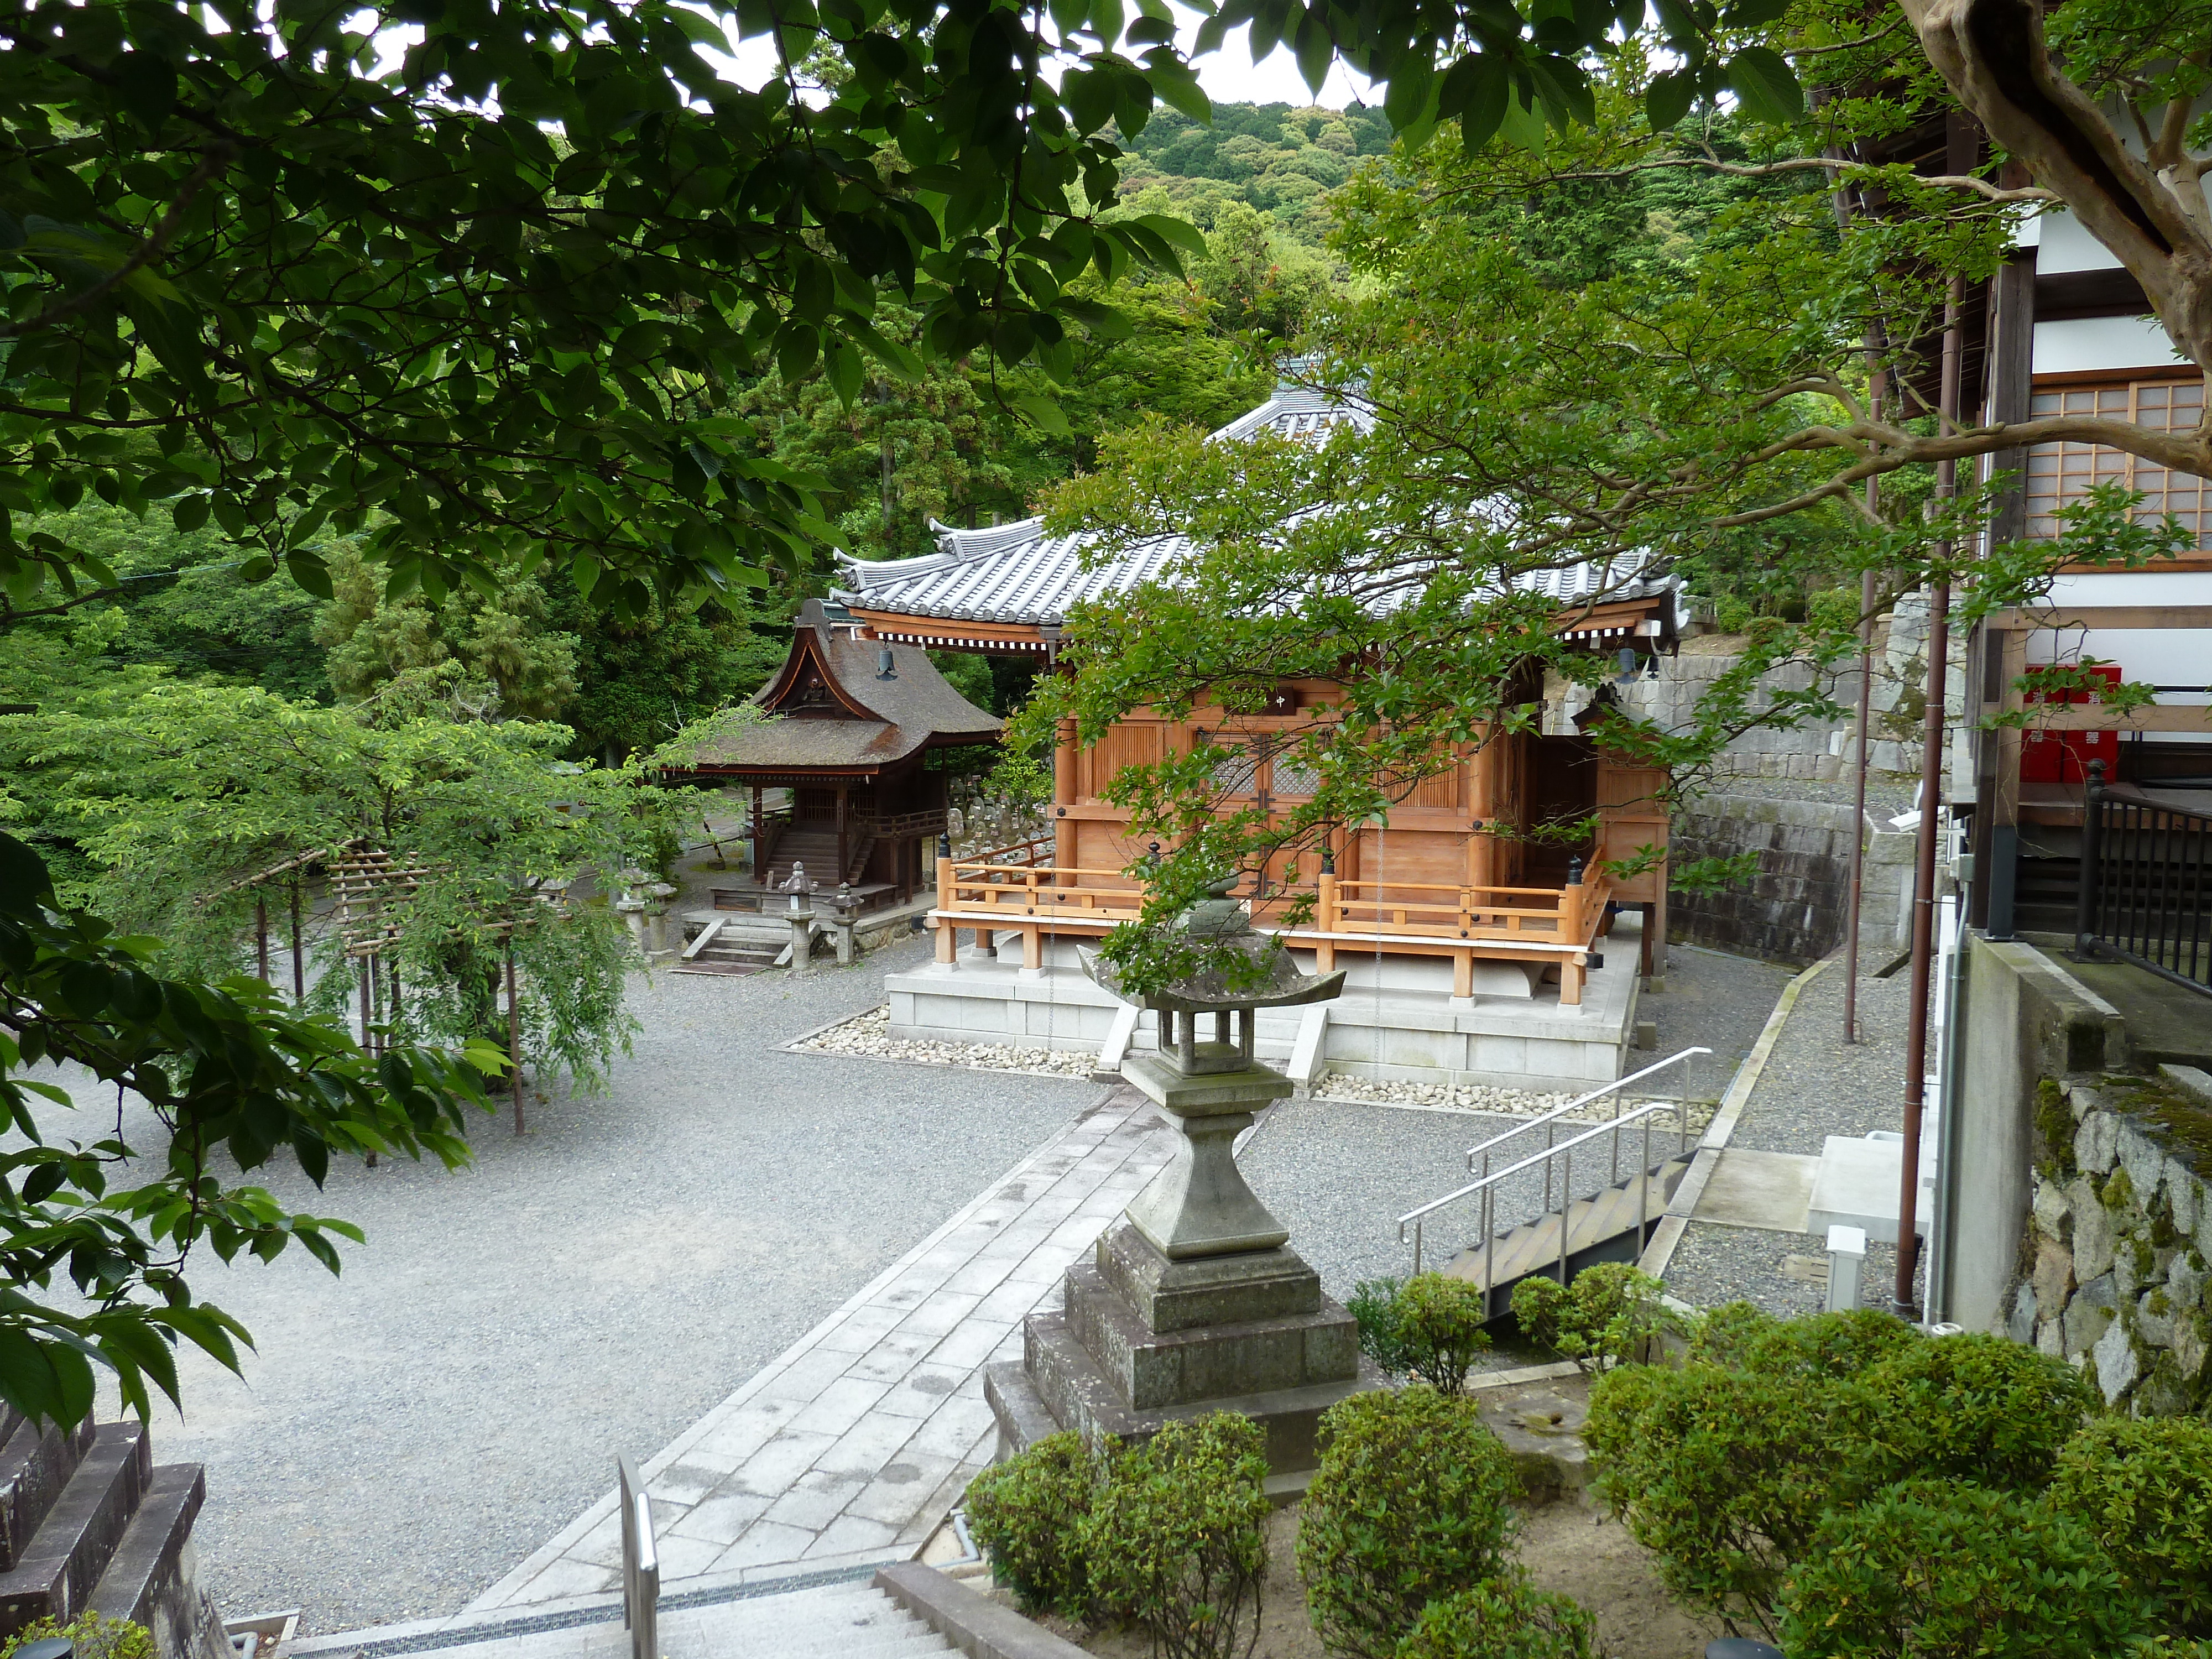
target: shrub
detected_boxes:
[1684,1299,1773,1368]
[1348,1277,1413,1379]
[1345,1273,1490,1394]
[964,1431,1102,1619]
[1082,1413,1270,1659]
[1850,1332,2096,1494]
[1510,1262,1672,1375]
[1777,1480,2150,1659]
[1584,1362,1852,1639]
[1392,1579,1596,1659]
[1,1615,155,1659]
[1297,1387,1521,1659]
[1740,1307,1919,1380]
[2049,1416,2212,1637]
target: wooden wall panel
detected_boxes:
[1086,723,1166,800]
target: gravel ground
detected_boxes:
[1640,941,1796,1107]
[48,936,1098,1634]
[1237,1097,1552,1369]
[1310,1074,1716,1135]
[1665,1223,1924,1318]
[1725,959,1914,1158]
[1660,956,1932,1317]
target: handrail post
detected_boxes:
[1318,870,1337,932]
[1558,1146,1572,1284]
[2074,758,2105,960]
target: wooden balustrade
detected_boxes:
[927,857,1613,1004]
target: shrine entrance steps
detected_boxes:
[1440,1155,1695,1322]
[0,1413,229,1659]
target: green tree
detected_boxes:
[15,680,651,1086]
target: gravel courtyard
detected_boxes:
[38,930,1790,1636]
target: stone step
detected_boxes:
[87,1464,222,1659]
[0,1415,96,1571]
[1443,1156,1691,1318]
[0,1421,152,1637]
[672,1584,948,1659]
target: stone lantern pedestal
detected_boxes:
[984,883,1379,1483]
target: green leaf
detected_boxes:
[1726,46,1804,125]
[1013,394,1072,436]
[170,494,211,533]
[1644,69,1695,132]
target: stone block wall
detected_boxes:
[1666,792,1914,966]
[2001,1069,2212,1415]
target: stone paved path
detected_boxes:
[469,1091,1170,1613]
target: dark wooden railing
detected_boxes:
[2077,760,2212,998]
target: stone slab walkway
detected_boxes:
[468,1091,1170,1615]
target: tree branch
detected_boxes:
[1,146,232,340]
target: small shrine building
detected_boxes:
[676,597,1000,911]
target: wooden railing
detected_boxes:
[930,855,1614,1001]
[858,807,949,839]
[937,857,1146,920]
[1314,871,1611,946]
[964,833,1056,867]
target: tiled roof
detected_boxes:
[834,385,1674,632]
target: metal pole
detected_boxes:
[1897,274,1964,1318]
[507,937,525,1135]
[1557,1147,1571,1285]
[1844,368,1884,1044]
[289,879,305,1004]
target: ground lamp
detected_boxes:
[984,878,1378,1479]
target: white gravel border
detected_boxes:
[786,1005,1098,1079]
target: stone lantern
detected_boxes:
[985,877,1375,1483]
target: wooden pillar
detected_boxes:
[289,879,305,1004]
[1452,948,1473,1001]
[255,897,270,984]
[836,784,848,886]
[752,784,765,888]
[1022,925,1043,971]
[1559,956,1585,1007]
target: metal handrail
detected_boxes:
[617,1453,658,1659]
[1396,1094,1698,1287]
[1463,1047,1711,1173]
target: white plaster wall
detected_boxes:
[2027,570,2212,745]
[2032,314,2185,374]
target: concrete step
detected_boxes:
[670,1584,950,1659]
[0,1415,95,1571]
[0,1421,152,1636]
[1443,1156,1691,1318]
[87,1464,215,1659]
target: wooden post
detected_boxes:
[357,954,372,1047]
[934,916,956,964]
[752,783,765,889]
[255,898,270,984]
[836,784,848,886]
[1558,873,1584,946]
[1559,956,1586,1007]
[1452,949,1473,1001]
[289,879,305,1004]
[507,937,524,1135]
[1022,925,1043,971]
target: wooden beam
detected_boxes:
[1984,606,2212,632]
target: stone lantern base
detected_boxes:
[984,1220,1374,1484]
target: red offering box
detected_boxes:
[2021,662,2121,784]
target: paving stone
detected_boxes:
[477,1093,1170,1613]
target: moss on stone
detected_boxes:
[2036,1077,2078,1179]
[2098,1075,2212,1176]
[2105,1166,2136,1213]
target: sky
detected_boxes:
[715,8,1376,110]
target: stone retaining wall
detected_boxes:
[2001,1067,2212,1415]
[1666,793,1914,966]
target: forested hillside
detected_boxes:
[0,104,1363,781]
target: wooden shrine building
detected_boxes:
[678,597,1001,910]
[833,386,1683,1016]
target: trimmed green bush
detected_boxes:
[1740,1307,1919,1380]
[1,1615,155,1659]
[1777,1480,2150,1659]
[2049,1415,2212,1637]
[1297,1386,1521,1659]
[1850,1332,2096,1494]
[1392,1579,1596,1659]
[1082,1413,1270,1659]
[1684,1299,1773,1368]
[1584,1361,1855,1639]
[963,1431,1102,1619]
[1345,1273,1490,1394]
[1510,1262,1672,1375]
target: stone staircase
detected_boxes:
[389,1577,954,1659]
[760,827,873,891]
[0,1413,226,1659]
[1442,1155,1693,1320]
